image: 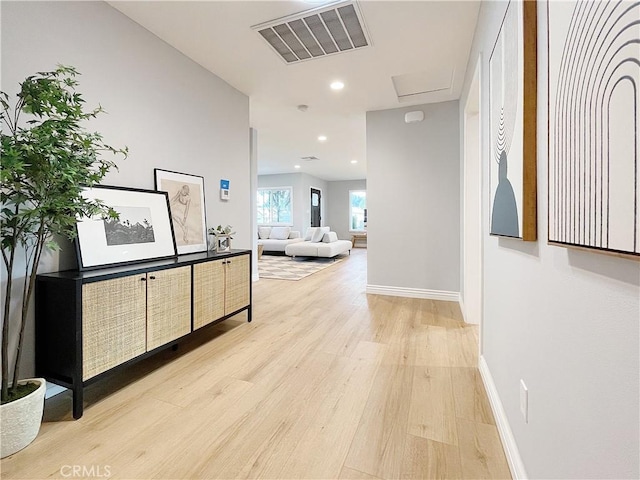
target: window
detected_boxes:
[349,190,366,232]
[257,187,293,225]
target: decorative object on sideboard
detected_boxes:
[154,169,208,255]
[0,65,126,456]
[547,0,639,258]
[76,186,177,270]
[488,0,537,241]
[209,224,235,253]
[216,235,231,253]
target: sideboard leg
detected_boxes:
[247,307,252,323]
[72,386,83,419]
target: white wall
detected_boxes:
[326,180,367,241]
[460,2,640,478]
[250,128,258,281]
[257,172,327,235]
[366,102,461,296]
[1,1,250,376]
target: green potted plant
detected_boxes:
[1,65,126,457]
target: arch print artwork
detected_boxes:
[548,0,640,257]
[489,0,538,241]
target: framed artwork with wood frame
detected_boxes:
[154,169,208,255]
[489,0,537,241]
[547,0,639,258]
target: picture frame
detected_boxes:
[488,0,537,241]
[214,234,231,253]
[154,169,208,255]
[547,1,639,258]
[75,185,177,270]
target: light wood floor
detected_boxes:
[1,249,510,479]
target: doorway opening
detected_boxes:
[310,188,322,227]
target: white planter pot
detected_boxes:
[0,378,46,458]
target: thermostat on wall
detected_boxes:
[220,179,230,200]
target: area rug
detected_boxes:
[258,255,343,281]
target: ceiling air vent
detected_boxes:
[253,1,370,64]
[301,156,319,161]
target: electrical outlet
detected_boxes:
[520,379,528,423]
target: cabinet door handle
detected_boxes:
[149,275,156,280]
[227,260,232,265]
[140,277,147,282]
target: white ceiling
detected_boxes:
[109,0,480,181]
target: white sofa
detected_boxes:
[257,226,304,253]
[285,227,352,258]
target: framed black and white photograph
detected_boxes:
[489,0,537,241]
[155,169,208,255]
[548,0,639,257]
[76,185,177,270]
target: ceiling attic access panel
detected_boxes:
[253,1,371,64]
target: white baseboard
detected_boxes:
[478,355,528,479]
[365,284,459,302]
[459,297,467,321]
[252,273,260,282]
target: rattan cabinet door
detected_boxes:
[82,275,147,380]
[193,259,225,329]
[225,254,250,315]
[146,266,192,351]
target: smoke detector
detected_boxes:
[404,111,425,123]
[252,1,370,64]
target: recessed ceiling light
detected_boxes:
[294,165,301,169]
[330,81,344,90]
[318,135,327,142]
[350,160,358,164]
